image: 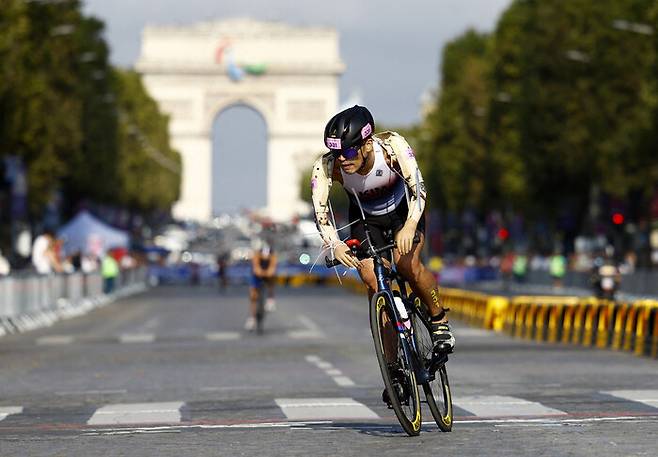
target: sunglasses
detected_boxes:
[332,144,362,160]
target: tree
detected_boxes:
[114,69,181,212]
[490,0,656,236]
[424,30,497,213]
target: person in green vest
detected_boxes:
[549,250,567,288]
[102,249,120,294]
[512,252,528,283]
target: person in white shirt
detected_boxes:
[31,229,61,274]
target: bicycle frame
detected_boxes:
[372,254,446,385]
[327,190,448,383]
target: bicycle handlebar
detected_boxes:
[324,235,420,268]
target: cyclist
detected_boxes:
[311,105,455,355]
[244,241,278,331]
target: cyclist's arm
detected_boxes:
[384,133,426,224]
[252,254,264,277]
[265,254,277,277]
[311,153,343,248]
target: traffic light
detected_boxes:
[612,213,624,225]
[497,228,509,240]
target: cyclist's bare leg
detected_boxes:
[358,259,397,363]
[248,286,258,318]
[266,278,275,299]
[394,233,447,322]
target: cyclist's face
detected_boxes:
[338,140,369,174]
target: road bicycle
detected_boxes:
[325,231,453,436]
[253,277,270,334]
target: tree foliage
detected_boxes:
[0,0,180,225]
[417,0,658,245]
[115,69,181,211]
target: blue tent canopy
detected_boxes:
[57,211,129,256]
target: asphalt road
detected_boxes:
[1,284,657,456]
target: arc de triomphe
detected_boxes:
[136,19,344,222]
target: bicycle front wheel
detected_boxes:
[370,293,422,436]
[411,296,453,432]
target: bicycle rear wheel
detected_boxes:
[255,284,266,334]
[411,296,453,432]
[370,293,422,436]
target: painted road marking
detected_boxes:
[332,376,356,387]
[288,316,325,339]
[275,398,379,420]
[200,386,270,392]
[87,402,185,425]
[78,414,658,436]
[36,335,74,345]
[55,389,127,396]
[602,390,658,409]
[454,395,568,417]
[205,332,241,341]
[0,407,22,422]
[119,333,155,344]
[305,355,356,387]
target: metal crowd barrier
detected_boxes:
[0,268,148,337]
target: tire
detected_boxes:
[255,284,266,335]
[370,293,422,436]
[411,296,453,432]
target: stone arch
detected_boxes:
[210,100,269,215]
[205,96,274,136]
[136,18,344,222]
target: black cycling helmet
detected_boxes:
[324,105,375,155]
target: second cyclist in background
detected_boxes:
[245,242,278,331]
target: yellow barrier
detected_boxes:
[611,304,629,350]
[634,301,658,356]
[651,307,658,358]
[485,296,508,331]
[307,271,656,358]
[623,305,639,352]
[547,304,565,343]
[595,301,616,349]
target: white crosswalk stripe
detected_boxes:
[454,395,568,417]
[36,335,74,345]
[0,407,22,422]
[119,333,155,343]
[275,398,379,420]
[87,402,184,425]
[602,390,658,409]
[205,332,241,341]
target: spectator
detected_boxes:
[31,229,62,274]
[217,252,228,292]
[101,250,120,294]
[512,252,528,283]
[549,250,567,288]
[81,254,99,274]
[500,251,515,290]
[0,249,10,276]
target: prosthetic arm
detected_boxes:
[381,132,426,223]
[310,153,342,248]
